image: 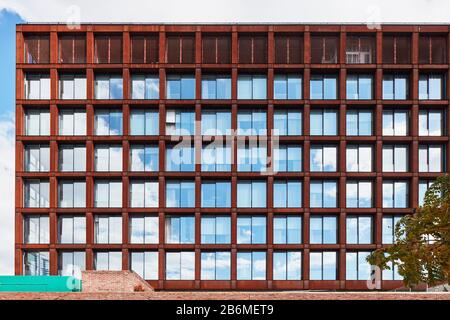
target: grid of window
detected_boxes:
[17,25,450,291]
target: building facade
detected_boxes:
[15,23,450,290]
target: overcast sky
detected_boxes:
[1,0,450,275]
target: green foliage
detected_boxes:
[367,174,450,288]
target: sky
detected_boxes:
[1,0,450,275]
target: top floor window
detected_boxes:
[95,35,122,63]
[131,35,159,63]
[202,35,231,64]
[311,35,339,64]
[166,35,195,64]
[274,34,303,64]
[346,35,375,64]
[59,35,86,63]
[383,35,411,64]
[24,34,49,64]
[419,35,447,64]
[238,35,267,64]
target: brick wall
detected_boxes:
[0,291,449,300]
[81,271,153,293]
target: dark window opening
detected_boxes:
[24,35,50,64]
[94,35,122,64]
[274,34,303,64]
[346,35,375,64]
[311,35,339,64]
[131,35,159,63]
[59,35,86,63]
[383,35,411,64]
[419,35,447,64]
[238,35,267,64]
[166,35,195,64]
[202,35,231,64]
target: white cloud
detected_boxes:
[0,114,15,275]
[1,0,450,24]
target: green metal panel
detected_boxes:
[0,276,82,292]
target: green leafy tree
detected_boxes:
[367,174,450,288]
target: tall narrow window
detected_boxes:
[131,35,159,63]
[238,35,267,64]
[24,35,49,64]
[202,35,231,64]
[274,34,303,64]
[383,35,411,64]
[59,35,86,63]
[346,35,375,64]
[166,35,195,64]
[311,35,339,64]
[94,35,122,63]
